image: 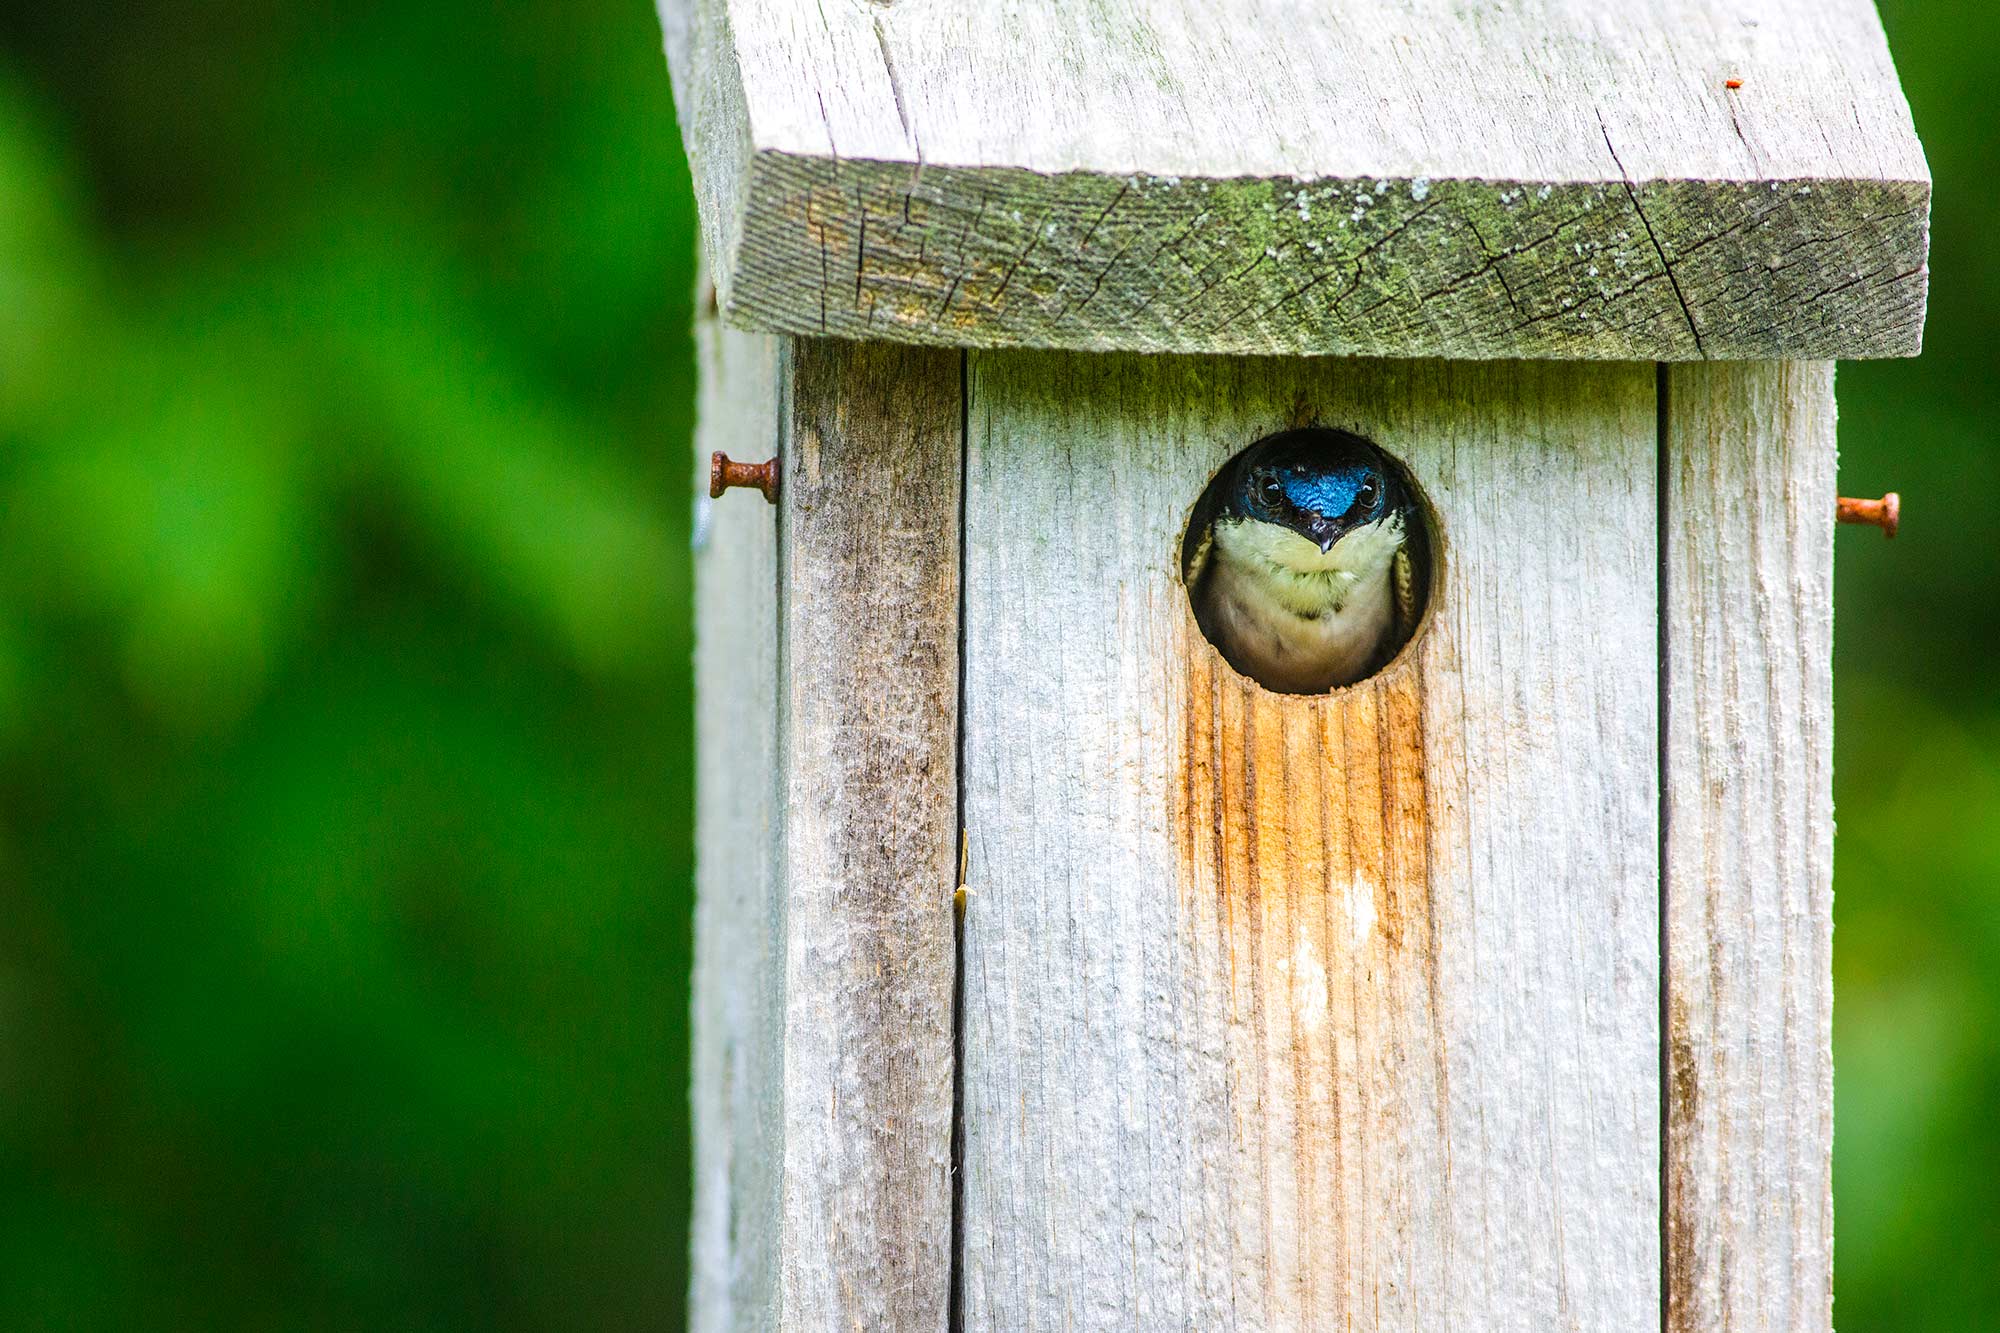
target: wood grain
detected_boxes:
[658,0,754,301]
[1663,362,1836,1333]
[658,0,1929,361]
[957,352,1661,1329]
[689,307,783,1333]
[776,338,962,1332]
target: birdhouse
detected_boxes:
[660,1,1927,1328]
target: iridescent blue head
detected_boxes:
[1221,427,1404,554]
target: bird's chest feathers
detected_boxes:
[1210,514,1403,618]
[1202,515,1403,688]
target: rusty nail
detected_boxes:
[1837,492,1899,538]
[711,451,780,504]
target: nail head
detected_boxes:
[711,452,781,504]
[1837,491,1899,538]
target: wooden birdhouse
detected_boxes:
[660,1,1927,1328]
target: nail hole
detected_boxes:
[1181,426,1437,695]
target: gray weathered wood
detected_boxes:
[659,0,1929,361]
[958,353,1661,1329]
[1664,362,1836,1333]
[659,0,755,306]
[776,338,962,1332]
[690,308,783,1333]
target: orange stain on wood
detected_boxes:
[1172,612,1441,1321]
[1664,990,1704,1333]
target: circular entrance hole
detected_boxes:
[1181,426,1436,695]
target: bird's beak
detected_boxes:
[1308,517,1338,553]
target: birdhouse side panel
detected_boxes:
[957,352,1661,1328]
[776,339,963,1333]
[1664,362,1836,1333]
[690,314,783,1333]
[691,332,966,1333]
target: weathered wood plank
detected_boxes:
[1664,362,1836,1333]
[658,0,755,301]
[660,0,1929,361]
[777,338,962,1332]
[689,309,783,1333]
[958,353,1661,1329]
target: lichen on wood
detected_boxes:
[663,0,1930,360]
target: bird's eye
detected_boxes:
[1257,475,1284,508]
[1354,476,1380,511]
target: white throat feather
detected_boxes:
[1210,511,1406,618]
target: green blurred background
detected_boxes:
[0,1,1989,1328]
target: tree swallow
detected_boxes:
[1184,428,1424,694]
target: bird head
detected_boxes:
[1216,428,1408,571]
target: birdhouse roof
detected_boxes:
[660,0,1930,361]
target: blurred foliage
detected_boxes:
[0,0,697,1328]
[1834,4,2000,1326]
[0,0,1991,1328]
